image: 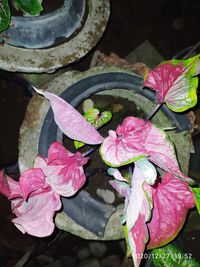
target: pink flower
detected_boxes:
[0,142,88,237]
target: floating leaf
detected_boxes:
[74,108,112,149]
[0,0,10,32]
[147,172,195,249]
[34,88,103,145]
[144,56,199,112]
[152,244,200,267]
[191,187,200,215]
[14,0,43,16]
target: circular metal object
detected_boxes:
[18,67,192,240]
[0,0,110,73]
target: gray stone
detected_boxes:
[44,260,62,267]
[89,241,107,258]
[100,255,121,267]
[77,246,91,260]
[96,189,115,204]
[78,258,100,267]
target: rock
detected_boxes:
[89,241,107,258]
[82,99,94,113]
[77,246,91,260]
[96,189,115,204]
[100,255,121,267]
[60,256,77,267]
[78,258,100,267]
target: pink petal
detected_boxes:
[12,190,61,237]
[0,170,21,199]
[147,172,195,249]
[19,168,47,200]
[37,90,104,145]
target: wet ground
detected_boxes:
[0,0,200,266]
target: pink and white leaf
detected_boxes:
[34,89,103,144]
[19,168,47,200]
[144,56,199,112]
[147,172,195,249]
[100,128,146,167]
[107,168,128,182]
[36,142,89,197]
[12,190,61,237]
[0,170,21,199]
[101,117,187,182]
[109,180,130,198]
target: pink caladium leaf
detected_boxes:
[109,159,156,267]
[100,116,191,182]
[144,55,199,112]
[0,170,21,199]
[35,142,89,197]
[147,172,195,249]
[12,190,61,237]
[34,88,103,145]
[0,168,61,237]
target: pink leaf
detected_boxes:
[36,142,89,197]
[0,170,21,199]
[101,117,187,181]
[109,180,130,198]
[12,190,61,237]
[147,172,195,249]
[144,56,199,112]
[127,162,153,267]
[35,89,104,144]
[19,168,47,200]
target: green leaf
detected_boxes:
[0,0,10,32]
[191,187,200,215]
[14,0,43,16]
[152,244,200,267]
[74,108,112,149]
[84,108,112,129]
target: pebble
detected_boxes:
[96,188,115,204]
[89,241,107,258]
[78,258,100,267]
[77,246,91,260]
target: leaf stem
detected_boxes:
[146,103,162,121]
[83,146,99,157]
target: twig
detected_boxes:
[182,41,200,59]
[14,245,36,267]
